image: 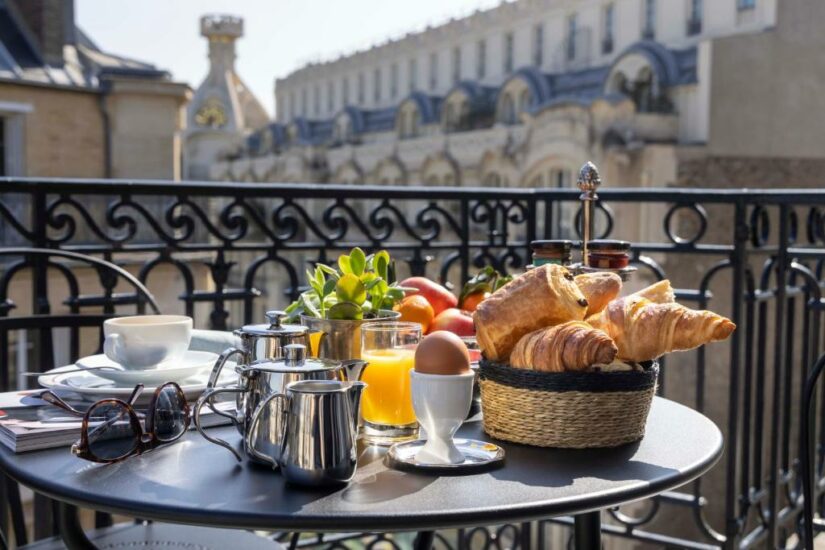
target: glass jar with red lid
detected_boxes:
[587,240,631,269]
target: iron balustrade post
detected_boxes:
[768,204,791,548]
[460,198,470,284]
[573,511,602,549]
[723,201,748,549]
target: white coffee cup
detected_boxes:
[410,370,475,464]
[103,315,192,370]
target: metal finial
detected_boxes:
[577,161,601,199]
[577,161,601,267]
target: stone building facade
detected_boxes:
[211,0,825,214]
[0,0,190,180]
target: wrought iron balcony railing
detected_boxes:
[1,178,825,549]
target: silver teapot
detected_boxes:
[247,379,366,487]
[194,343,366,463]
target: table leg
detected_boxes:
[573,511,601,550]
[413,530,435,550]
[57,502,99,550]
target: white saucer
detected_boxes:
[39,362,237,404]
[75,351,218,386]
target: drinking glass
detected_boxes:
[360,322,421,445]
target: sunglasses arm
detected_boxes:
[127,384,145,405]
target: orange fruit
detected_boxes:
[460,291,490,312]
[394,295,435,333]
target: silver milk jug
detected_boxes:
[195,344,366,463]
[247,379,366,487]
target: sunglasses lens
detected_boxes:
[87,402,138,461]
[154,385,187,442]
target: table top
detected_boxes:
[0,397,722,533]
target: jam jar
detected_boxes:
[587,240,631,269]
[530,240,573,266]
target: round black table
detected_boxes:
[0,397,722,550]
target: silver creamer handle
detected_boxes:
[194,387,247,462]
[245,392,289,469]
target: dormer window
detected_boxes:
[397,101,420,139]
[498,93,516,125]
[333,116,351,144]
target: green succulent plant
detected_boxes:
[284,247,408,321]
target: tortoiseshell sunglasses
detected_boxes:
[40,382,191,464]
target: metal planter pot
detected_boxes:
[301,310,401,361]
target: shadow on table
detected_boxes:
[488,440,680,489]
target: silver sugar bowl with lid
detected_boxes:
[201,310,311,434]
[195,342,366,464]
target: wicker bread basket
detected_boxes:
[478,360,658,448]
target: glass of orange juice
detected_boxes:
[361,322,422,445]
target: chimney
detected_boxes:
[10,0,75,67]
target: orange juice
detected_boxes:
[360,348,417,426]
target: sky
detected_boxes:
[76,0,502,117]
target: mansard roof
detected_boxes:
[0,2,172,89]
[335,105,398,134]
[289,117,334,145]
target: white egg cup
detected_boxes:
[410,370,475,464]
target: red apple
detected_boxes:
[430,308,475,337]
[400,277,458,315]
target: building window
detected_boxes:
[566,14,577,61]
[476,40,486,79]
[373,68,381,103]
[429,52,438,90]
[499,93,516,124]
[289,91,296,119]
[327,80,334,112]
[503,32,514,73]
[408,58,417,91]
[357,73,365,104]
[452,46,461,84]
[313,85,320,116]
[0,119,6,176]
[533,24,544,67]
[643,0,656,39]
[301,88,308,115]
[738,0,756,9]
[687,0,702,35]
[518,89,531,115]
[342,77,350,105]
[391,63,398,99]
[602,4,615,54]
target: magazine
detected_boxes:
[0,390,233,453]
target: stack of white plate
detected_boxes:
[38,350,237,403]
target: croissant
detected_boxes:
[587,296,736,362]
[575,272,622,317]
[510,321,618,372]
[630,279,675,304]
[474,264,589,361]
